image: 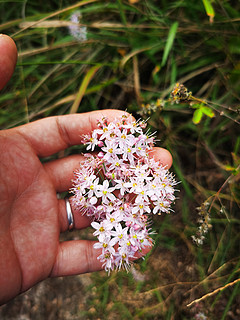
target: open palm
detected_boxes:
[1,110,144,303]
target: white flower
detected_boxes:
[132,201,151,215]
[114,179,129,196]
[97,251,115,273]
[116,129,135,149]
[102,140,121,162]
[134,163,151,181]
[87,177,100,198]
[153,199,171,214]
[95,180,116,203]
[93,235,116,254]
[134,184,155,204]
[106,211,122,228]
[122,145,136,164]
[124,178,139,194]
[110,224,129,246]
[85,131,99,151]
[107,157,124,172]
[91,221,112,242]
[115,244,135,271]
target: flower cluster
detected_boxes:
[68,11,87,42]
[170,82,192,104]
[70,114,177,272]
[138,99,165,116]
[138,83,193,117]
[192,201,212,246]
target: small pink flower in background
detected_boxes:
[68,11,87,42]
[70,113,177,273]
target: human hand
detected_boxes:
[0,35,172,305]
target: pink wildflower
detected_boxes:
[70,113,177,273]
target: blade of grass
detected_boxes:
[172,161,194,199]
[70,65,100,113]
[202,0,215,23]
[117,0,127,26]
[121,44,160,68]
[161,21,178,67]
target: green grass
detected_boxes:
[1,0,240,319]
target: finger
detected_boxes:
[50,239,152,277]
[149,147,173,169]
[17,110,130,157]
[50,240,103,277]
[0,34,18,90]
[58,198,92,232]
[44,154,85,192]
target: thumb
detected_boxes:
[0,34,18,90]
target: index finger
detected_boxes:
[0,34,18,90]
[16,110,129,157]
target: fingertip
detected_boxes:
[149,147,173,169]
[0,34,18,90]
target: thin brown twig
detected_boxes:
[133,55,142,106]
[187,278,240,307]
[185,257,240,297]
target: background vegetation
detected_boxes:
[0,0,239,319]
